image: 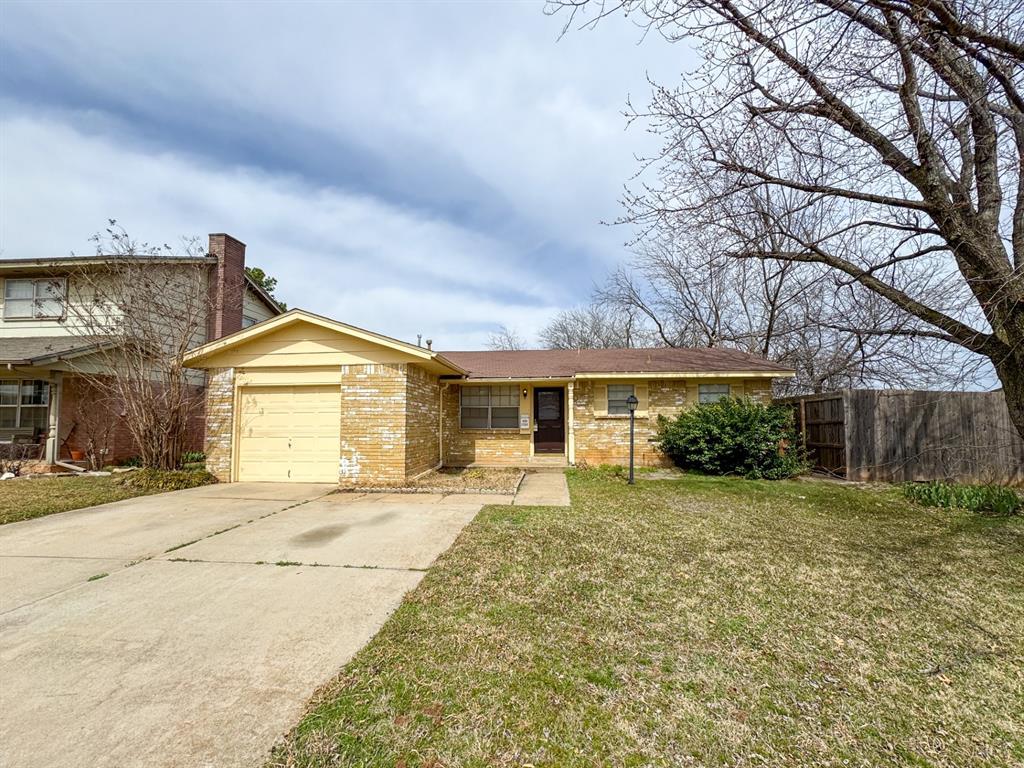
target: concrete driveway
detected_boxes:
[0,483,509,768]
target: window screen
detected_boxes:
[2,278,66,319]
[607,384,635,415]
[698,384,731,403]
[460,385,521,429]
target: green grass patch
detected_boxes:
[0,470,217,525]
[271,470,1024,768]
[87,572,109,582]
[903,481,1021,516]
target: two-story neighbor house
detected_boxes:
[0,234,281,468]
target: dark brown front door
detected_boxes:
[534,388,565,454]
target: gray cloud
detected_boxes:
[0,0,692,348]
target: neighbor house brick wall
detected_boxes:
[204,367,235,481]
[58,374,204,466]
[405,364,441,478]
[441,383,531,466]
[572,379,685,467]
[58,374,136,464]
[339,363,407,486]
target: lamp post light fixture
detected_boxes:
[626,394,639,485]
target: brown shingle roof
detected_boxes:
[438,347,792,379]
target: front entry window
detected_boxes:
[460,385,520,429]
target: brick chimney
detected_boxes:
[207,233,246,341]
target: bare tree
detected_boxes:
[552,0,1024,439]
[591,219,986,392]
[60,222,215,469]
[540,302,648,348]
[488,325,526,350]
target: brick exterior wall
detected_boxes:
[338,363,407,485]
[572,379,683,467]
[207,234,246,341]
[441,383,531,466]
[573,377,776,467]
[58,375,136,464]
[57,374,204,466]
[743,379,773,401]
[405,364,441,477]
[204,367,235,481]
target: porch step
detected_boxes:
[525,456,568,468]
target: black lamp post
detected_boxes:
[626,394,639,485]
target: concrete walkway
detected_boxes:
[0,484,506,768]
[513,470,571,506]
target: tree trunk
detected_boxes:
[993,349,1024,445]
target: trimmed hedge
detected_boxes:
[656,397,806,480]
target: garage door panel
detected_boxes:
[237,386,340,483]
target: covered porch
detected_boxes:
[0,337,123,470]
[440,378,575,468]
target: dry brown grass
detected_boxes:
[270,469,1024,767]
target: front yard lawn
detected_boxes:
[272,470,1023,767]
[0,470,215,525]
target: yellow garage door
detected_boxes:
[236,385,340,482]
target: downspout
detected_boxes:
[437,383,445,469]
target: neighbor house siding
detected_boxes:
[242,286,277,325]
[405,363,441,478]
[441,383,531,466]
[338,363,407,486]
[204,367,235,481]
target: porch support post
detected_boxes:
[566,381,575,465]
[45,372,62,464]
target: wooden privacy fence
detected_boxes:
[776,389,1024,485]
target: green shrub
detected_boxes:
[902,481,1021,515]
[117,468,217,493]
[656,397,806,480]
[180,451,206,465]
[118,455,144,468]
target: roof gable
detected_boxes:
[183,309,464,374]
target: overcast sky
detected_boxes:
[0,1,689,349]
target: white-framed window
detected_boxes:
[0,380,49,432]
[698,383,731,403]
[3,278,67,319]
[460,384,519,429]
[242,315,258,328]
[607,384,635,415]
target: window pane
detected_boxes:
[20,406,48,431]
[607,384,634,414]
[4,279,33,299]
[460,407,489,429]
[461,386,490,407]
[0,408,16,429]
[32,279,65,318]
[3,298,33,318]
[491,385,517,407]
[699,384,731,403]
[490,406,519,428]
[21,381,48,406]
[0,382,18,406]
[608,384,634,400]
